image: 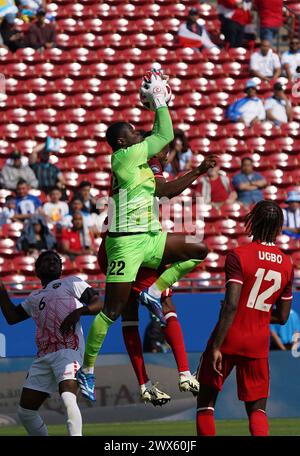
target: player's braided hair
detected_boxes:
[35,250,63,272]
[244,201,283,243]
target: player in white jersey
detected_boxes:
[0,250,102,436]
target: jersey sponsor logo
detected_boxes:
[52,283,61,289]
[151,165,161,174]
[258,251,283,264]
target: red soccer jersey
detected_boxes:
[210,241,293,358]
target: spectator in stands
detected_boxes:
[42,187,69,225]
[61,197,93,229]
[18,0,46,22]
[217,0,252,48]
[196,165,237,206]
[90,196,109,235]
[227,79,265,126]
[265,82,292,125]
[282,191,300,239]
[282,37,300,81]
[74,181,97,214]
[250,40,281,82]
[60,211,95,259]
[0,151,38,191]
[177,7,216,50]
[165,129,193,176]
[0,196,16,226]
[270,309,300,351]
[254,0,283,45]
[30,148,64,194]
[14,179,42,221]
[17,214,56,255]
[0,13,26,52]
[26,8,56,50]
[232,157,267,206]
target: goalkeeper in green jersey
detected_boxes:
[77,69,216,401]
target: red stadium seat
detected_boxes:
[44,92,69,109]
[220,203,248,221]
[0,256,13,275]
[205,235,236,253]
[0,47,16,64]
[60,155,95,172]
[57,123,80,140]
[75,255,101,274]
[0,123,20,140]
[15,48,44,64]
[26,77,51,94]
[15,92,39,109]
[219,154,241,172]
[57,18,80,34]
[59,256,76,274]
[56,33,74,50]
[27,123,50,139]
[223,62,243,77]
[36,108,59,124]
[12,256,36,275]
[15,139,38,154]
[54,78,82,94]
[205,252,225,272]
[87,171,110,188]
[276,235,299,253]
[227,47,250,63]
[0,239,16,257]
[264,186,287,203]
[1,222,23,240]
[269,152,298,170]
[174,47,204,64]
[86,123,108,139]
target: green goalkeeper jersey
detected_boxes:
[110,107,173,233]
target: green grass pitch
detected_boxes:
[0,419,299,436]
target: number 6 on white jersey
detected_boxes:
[246,268,282,312]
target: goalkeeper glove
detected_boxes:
[140,69,168,110]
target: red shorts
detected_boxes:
[97,237,172,299]
[198,350,270,402]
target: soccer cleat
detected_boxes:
[76,368,96,402]
[140,384,171,407]
[139,289,166,326]
[179,374,200,396]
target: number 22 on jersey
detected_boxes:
[246,268,281,312]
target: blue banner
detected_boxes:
[1,292,300,357]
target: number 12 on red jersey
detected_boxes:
[246,268,281,312]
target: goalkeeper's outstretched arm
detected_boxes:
[145,107,174,159]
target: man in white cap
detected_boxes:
[227,79,266,127]
[282,191,300,239]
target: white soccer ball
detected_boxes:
[139,69,173,111]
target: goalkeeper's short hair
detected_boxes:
[106,122,130,150]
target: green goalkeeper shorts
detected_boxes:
[105,231,167,283]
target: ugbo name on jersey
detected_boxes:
[258,251,283,264]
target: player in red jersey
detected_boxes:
[196,201,293,436]
[95,139,216,405]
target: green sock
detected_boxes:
[155,259,203,291]
[83,312,113,368]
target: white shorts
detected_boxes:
[23,349,83,395]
